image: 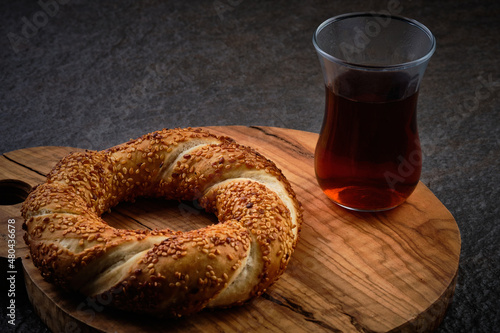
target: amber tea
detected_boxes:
[315,73,422,211]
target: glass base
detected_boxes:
[322,185,409,212]
[332,200,401,213]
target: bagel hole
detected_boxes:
[0,179,32,205]
[102,198,219,232]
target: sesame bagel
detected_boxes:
[21,128,302,317]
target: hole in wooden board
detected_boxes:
[102,197,219,232]
[0,179,32,205]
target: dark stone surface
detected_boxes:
[1,0,499,332]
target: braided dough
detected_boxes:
[21,128,302,317]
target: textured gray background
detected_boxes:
[1,0,499,332]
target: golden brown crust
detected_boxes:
[21,128,302,317]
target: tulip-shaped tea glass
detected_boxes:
[313,13,436,212]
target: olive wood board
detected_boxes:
[0,126,461,333]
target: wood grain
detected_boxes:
[0,126,460,332]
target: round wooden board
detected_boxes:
[0,126,460,333]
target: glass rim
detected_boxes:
[312,12,436,71]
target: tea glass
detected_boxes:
[313,13,436,212]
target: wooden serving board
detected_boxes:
[0,126,460,333]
